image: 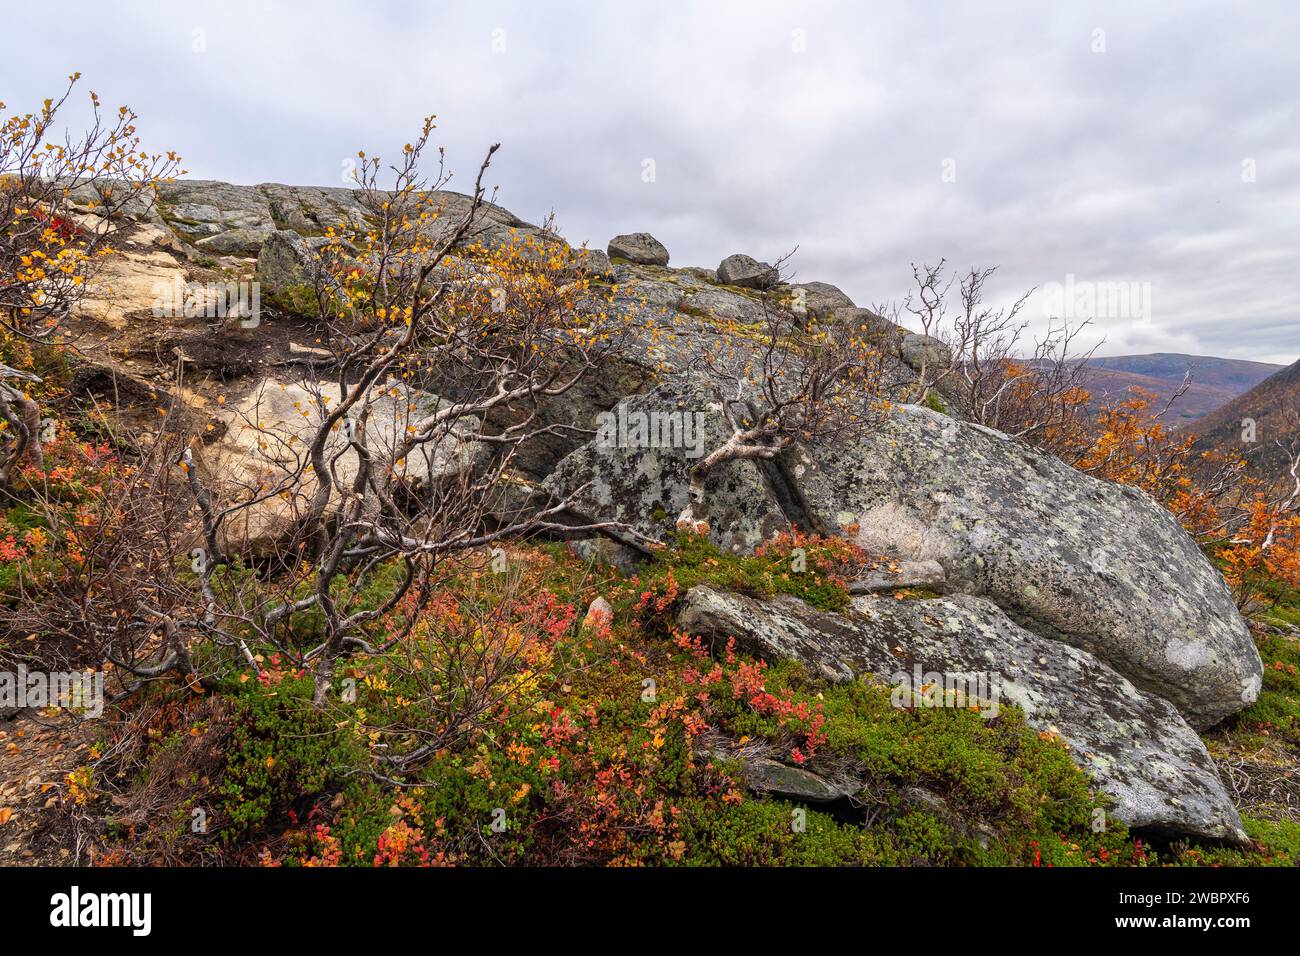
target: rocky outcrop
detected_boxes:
[547,393,1260,729]
[678,585,1248,843]
[608,232,670,266]
[156,180,276,243]
[57,179,1261,851]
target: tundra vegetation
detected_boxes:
[1,82,1298,867]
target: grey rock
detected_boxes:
[618,276,683,313]
[195,227,275,257]
[791,281,854,320]
[257,183,370,235]
[574,247,614,280]
[848,559,947,594]
[678,266,719,284]
[835,307,904,356]
[157,180,275,238]
[62,180,162,223]
[256,230,323,302]
[677,585,1248,843]
[608,232,670,266]
[543,380,791,553]
[566,537,646,575]
[717,254,779,290]
[740,756,856,803]
[900,332,951,373]
[679,286,769,324]
[796,403,1263,729]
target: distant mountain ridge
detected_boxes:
[1076,353,1283,423]
[1189,357,1300,485]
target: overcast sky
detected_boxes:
[7,0,1297,364]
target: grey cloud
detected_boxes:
[5,0,1295,363]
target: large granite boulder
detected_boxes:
[678,585,1248,843]
[546,381,1260,729]
[794,404,1262,729]
[717,254,779,290]
[790,281,855,321]
[608,232,670,266]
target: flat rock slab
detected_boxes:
[678,584,1248,843]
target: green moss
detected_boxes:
[266,282,326,318]
[213,676,371,843]
[91,541,1292,866]
[636,531,856,613]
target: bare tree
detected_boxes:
[682,263,887,529]
[182,121,642,706]
[881,261,1100,457]
[0,75,180,486]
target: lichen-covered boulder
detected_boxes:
[794,403,1262,729]
[790,281,854,321]
[899,332,951,373]
[678,585,1248,843]
[542,381,790,552]
[608,232,669,266]
[717,253,778,290]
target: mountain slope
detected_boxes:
[1077,354,1283,423]
[1189,357,1300,484]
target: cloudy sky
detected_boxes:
[7,0,1298,364]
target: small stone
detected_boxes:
[582,597,614,630]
